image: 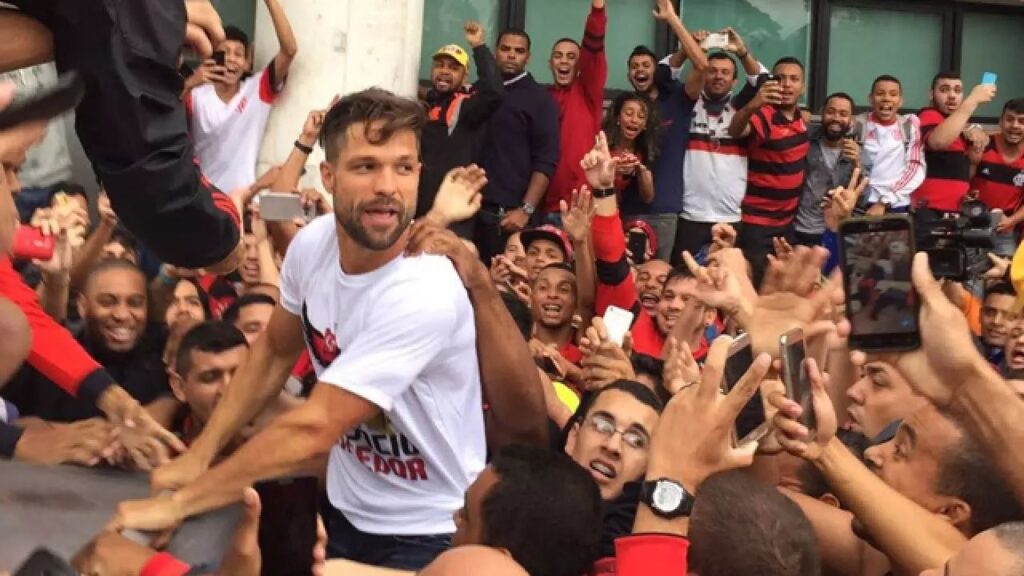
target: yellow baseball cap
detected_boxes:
[433,44,470,69]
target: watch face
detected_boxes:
[652,481,685,512]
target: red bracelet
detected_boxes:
[140,552,192,576]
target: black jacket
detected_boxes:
[417,45,503,218]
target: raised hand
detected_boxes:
[769,357,837,461]
[580,131,616,190]
[966,83,997,108]
[984,252,1011,281]
[560,187,595,244]
[652,0,679,22]
[464,21,486,48]
[752,79,783,108]
[709,223,737,254]
[579,317,636,390]
[772,236,795,262]
[429,164,487,227]
[184,0,226,59]
[661,336,702,396]
[680,250,744,311]
[723,27,748,56]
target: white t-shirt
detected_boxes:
[861,114,926,208]
[189,66,281,192]
[279,216,486,536]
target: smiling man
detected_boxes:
[120,89,489,571]
[852,75,926,216]
[543,0,607,224]
[971,99,1024,243]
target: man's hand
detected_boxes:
[646,336,772,492]
[110,491,185,537]
[892,253,992,407]
[723,27,748,56]
[185,0,226,58]
[680,251,744,312]
[965,83,997,110]
[560,187,595,244]
[97,387,187,471]
[963,126,990,153]
[769,357,837,461]
[464,21,485,48]
[691,30,711,49]
[299,97,340,148]
[823,167,869,232]
[652,0,679,22]
[151,451,209,494]
[579,317,636,390]
[13,418,120,466]
[195,59,231,86]
[751,80,783,108]
[97,192,118,227]
[33,231,73,277]
[866,203,886,217]
[217,488,263,576]
[499,208,530,233]
[709,223,738,255]
[580,131,617,190]
[772,236,795,262]
[984,252,1011,281]
[428,165,487,228]
[842,137,861,167]
[406,220,487,290]
[72,531,157,576]
[661,336,702,396]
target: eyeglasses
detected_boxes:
[587,413,649,450]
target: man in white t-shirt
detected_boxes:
[113,89,490,570]
[186,0,297,192]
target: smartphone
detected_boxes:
[255,476,318,576]
[722,333,768,446]
[11,226,55,261]
[757,73,780,88]
[627,230,649,265]
[0,72,84,131]
[538,355,559,375]
[258,193,306,222]
[13,547,77,576]
[700,32,729,51]
[838,215,920,352]
[603,305,635,347]
[212,50,226,66]
[982,72,998,86]
[780,328,817,433]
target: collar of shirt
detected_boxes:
[503,72,529,86]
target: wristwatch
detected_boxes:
[521,202,536,216]
[640,478,694,519]
[593,187,617,199]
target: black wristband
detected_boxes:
[294,140,314,155]
[593,187,616,199]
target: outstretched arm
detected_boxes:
[264,0,298,84]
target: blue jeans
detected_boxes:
[325,505,452,570]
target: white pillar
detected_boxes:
[253,0,425,189]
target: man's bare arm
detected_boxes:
[264,0,298,82]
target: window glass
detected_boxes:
[960,12,1024,119]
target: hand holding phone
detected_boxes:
[258,193,308,222]
[982,72,998,86]
[255,476,318,576]
[11,226,55,261]
[603,306,635,347]
[700,32,729,51]
[723,334,769,446]
[780,328,816,433]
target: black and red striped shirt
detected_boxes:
[741,105,810,227]
[972,137,1024,214]
[914,107,971,213]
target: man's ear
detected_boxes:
[320,161,335,194]
[168,370,188,404]
[937,498,972,533]
[564,420,581,455]
[76,293,88,321]
[820,493,841,509]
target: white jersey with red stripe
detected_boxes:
[682,93,749,223]
[189,66,280,192]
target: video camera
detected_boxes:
[912,197,999,281]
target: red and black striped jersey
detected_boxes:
[740,105,810,227]
[972,137,1024,214]
[914,107,971,212]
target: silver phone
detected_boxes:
[780,328,817,433]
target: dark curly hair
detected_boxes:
[602,92,660,166]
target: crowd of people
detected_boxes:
[3,0,1024,574]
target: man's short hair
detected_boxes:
[319,88,426,163]
[628,45,658,66]
[107,228,138,253]
[497,28,532,51]
[175,321,249,378]
[665,265,695,287]
[576,379,663,422]
[484,445,603,576]
[708,52,738,79]
[993,522,1024,573]
[824,92,855,111]
[871,74,902,93]
[84,259,145,292]
[222,293,277,325]
[934,410,1024,535]
[1004,99,1024,116]
[773,56,805,74]
[224,25,250,52]
[986,281,1016,299]
[932,71,962,90]
[689,470,821,576]
[552,37,580,51]
[631,353,664,388]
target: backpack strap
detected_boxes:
[899,114,914,152]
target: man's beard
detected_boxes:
[825,122,849,142]
[336,203,412,251]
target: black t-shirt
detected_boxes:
[3,324,172,422]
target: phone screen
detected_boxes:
[627,230,648,265]
[782,337,817,431]
[841,222,919,347]
[255,476,318,576]
[723,341,765,441]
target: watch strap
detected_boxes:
[593,187,617,199]
[294,140,314,155]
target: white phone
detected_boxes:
[701,32,729,51]
[258,192,307,222]
[603,306,635,347]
